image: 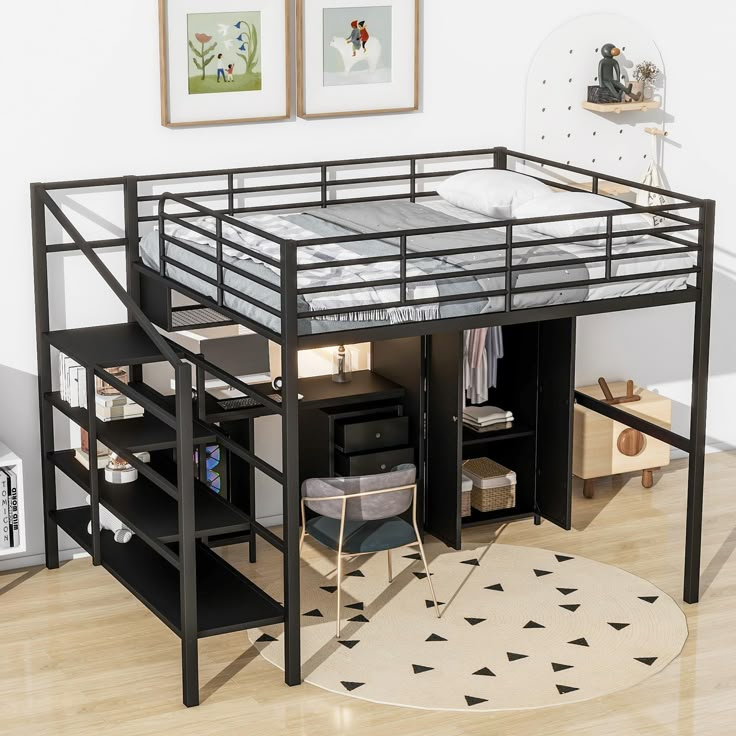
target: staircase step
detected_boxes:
[52,506,283,638]
[46,391,215,453]
[45,322,180,367]
[50,450,250,545]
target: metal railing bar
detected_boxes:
[136,148,497,183]
[95,367,177,428]
[160,192,292,245]
[168,343,283,416]
[163,213,282,269]
[505,149,704,204]
[133,263,283,344]
[207,424,284,485]
[159,255,282,318]
[41,191,181,368]
[47,238,127,253]
[250,520,285,553]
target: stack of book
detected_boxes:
[463,405,514,433]
[59,353,144,421]
[1,466,20,550]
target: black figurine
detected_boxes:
[597,43,641,102]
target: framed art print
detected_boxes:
[159,0,290,126]
[297,0,419,118]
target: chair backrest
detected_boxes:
[301,464,416,521]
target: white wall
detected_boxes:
[2,0,734,568]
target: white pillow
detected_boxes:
[513,192,649,245]
[436,170,553,219]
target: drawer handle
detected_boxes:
[380,463,387,470]
[375,432,382,439]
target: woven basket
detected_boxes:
[463,458,517,513]
[461,474,473,517]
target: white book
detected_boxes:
[95,393,130,408]
[96,404,144,421]
[0,473,9,549]
[5,469,19,548]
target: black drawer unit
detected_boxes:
[335,415,409,453]
[335,446,415,477]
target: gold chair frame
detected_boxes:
[300,483,441,637]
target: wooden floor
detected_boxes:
[3,453,736,735]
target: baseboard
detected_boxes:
[0,546,87,572]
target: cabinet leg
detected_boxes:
[533,514,541,526]
[642,469,654,489]
[583,479,595,499]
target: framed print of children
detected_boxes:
[187,11,262,94]
[322,5,392,87]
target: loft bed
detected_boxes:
[32,147,714,707]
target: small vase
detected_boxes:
[642,84,655,101]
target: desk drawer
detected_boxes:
[335,415,409,453]
[335,447,414,477]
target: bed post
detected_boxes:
[31,183,59,569]
[683,198,715,603]
[281,242,302,685]
[124,176,143,383]
[494,146,508,170]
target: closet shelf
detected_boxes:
[51,506,284,638]
[45,390,216,453]
[462,422,535,446]
[581,100,661,114]
[44,322,182,368]
[49,450,250,546]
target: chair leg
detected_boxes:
[415,537,440,618]
[299,527,306,553]
[335,552,343,639]
[387,549,393,583]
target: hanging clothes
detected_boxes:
[464,326,504,405]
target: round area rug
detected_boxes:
[248,544,687,711]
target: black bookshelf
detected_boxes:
[51,506,283,638]
[50,450,250,545]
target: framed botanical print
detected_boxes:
[297,0,419,118]
[159,0,290,127]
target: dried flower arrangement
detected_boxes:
[634,61,660,84]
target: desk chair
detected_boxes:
[300,464,441,637]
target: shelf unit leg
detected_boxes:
[86,369,102,566]
[176,362,200,706]
[31,183,59,569]
[281,245,302,687]
[684,200,714,605]
[248,417,257,564]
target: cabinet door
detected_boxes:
[535,318,576,530]
[425,332,462,549]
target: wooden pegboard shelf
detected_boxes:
[582,100,661,114]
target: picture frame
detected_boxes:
[159,0,291,127]
[297,0,419,118]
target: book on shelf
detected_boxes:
[3,468,20,548]
[74,448,151,471]
[0,472,9,549]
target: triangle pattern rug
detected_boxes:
[249,542,687,712]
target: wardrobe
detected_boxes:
[370,317,576,549]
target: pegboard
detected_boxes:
[524,14,666,187]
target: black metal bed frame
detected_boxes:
[32,146,714,707]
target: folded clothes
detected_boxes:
[463,415,515,428]
[463,405,514,425]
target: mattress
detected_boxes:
[139,200,695,335]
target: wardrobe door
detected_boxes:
[425,332,462,549]
[535,318,576,530]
